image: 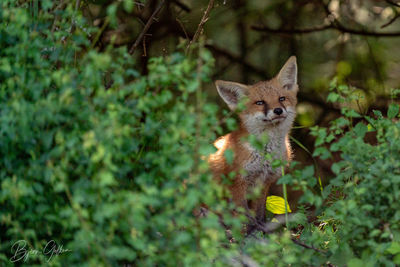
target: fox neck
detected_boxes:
[239,120,292,159]
[241,116,292,137]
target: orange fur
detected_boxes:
[209,56,298,224]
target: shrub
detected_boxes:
[1,1,399,266]
[0,2,241,265]
[278,82,400,266]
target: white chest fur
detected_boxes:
[242,134,288,185]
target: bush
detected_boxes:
[277,83,400,266]
[1,1,399,266]
[0,2,241,265]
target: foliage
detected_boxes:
[278,83,400,266]
[1,1,400,267]
[0,1,240,266]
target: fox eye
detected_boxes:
[255,100,265,105]
[279,96,286,102]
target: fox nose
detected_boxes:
[273,108,283,115]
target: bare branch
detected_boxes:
[252,21,400,37]
[176,17,189,41]
[186,0,215,54]
[291,238,327,254]
[205,44,267,77]
[381,13,400,29]
[171,0,191,12]
[252,23,332,35]
[333,20,400,37]
[385,0,400,7]
[129,0,165,55]
[245,211,296,234]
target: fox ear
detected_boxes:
[215,80,248,110]
[277,56,297,91]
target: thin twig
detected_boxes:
[291,238,327,254]
[129,0,165,55]
[171,0,191,12]
[244,210,297,235]
[252,23,332,35]
[176,17,189,41]
[186,0,215,54]
[142,35,148,56]
[205,44,267,77]
[134,1,146,6]
[381,13,400,28]
[334,20,400,37]
[386,0,400,7]
[91,18,110,49]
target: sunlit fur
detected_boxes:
[209,56,298,225]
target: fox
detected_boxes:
[208,56,298,227]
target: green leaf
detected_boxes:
[98,170,116,186]
[331,163,341,174]
[373,110,383,118]
[313,146,331,159]
[347,258,364,267]
[224,149,234,165]
[337,61,352,77]
[344,108,361,118]
[388,103,399,119]
[225,118,237,131]
[353,122,368,138]
[123,0,134,12]
[386,242,400,255]
[327,92,340,103]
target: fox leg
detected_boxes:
[245,179,271,234]
[246,183,271,235]
[251,182,271,223]
[229,178,248,211]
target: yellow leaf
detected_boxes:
[266,195,292,214]
[271,218,279,223]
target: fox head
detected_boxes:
[215,56,298,136]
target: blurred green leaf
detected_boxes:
[388,103,399,119]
